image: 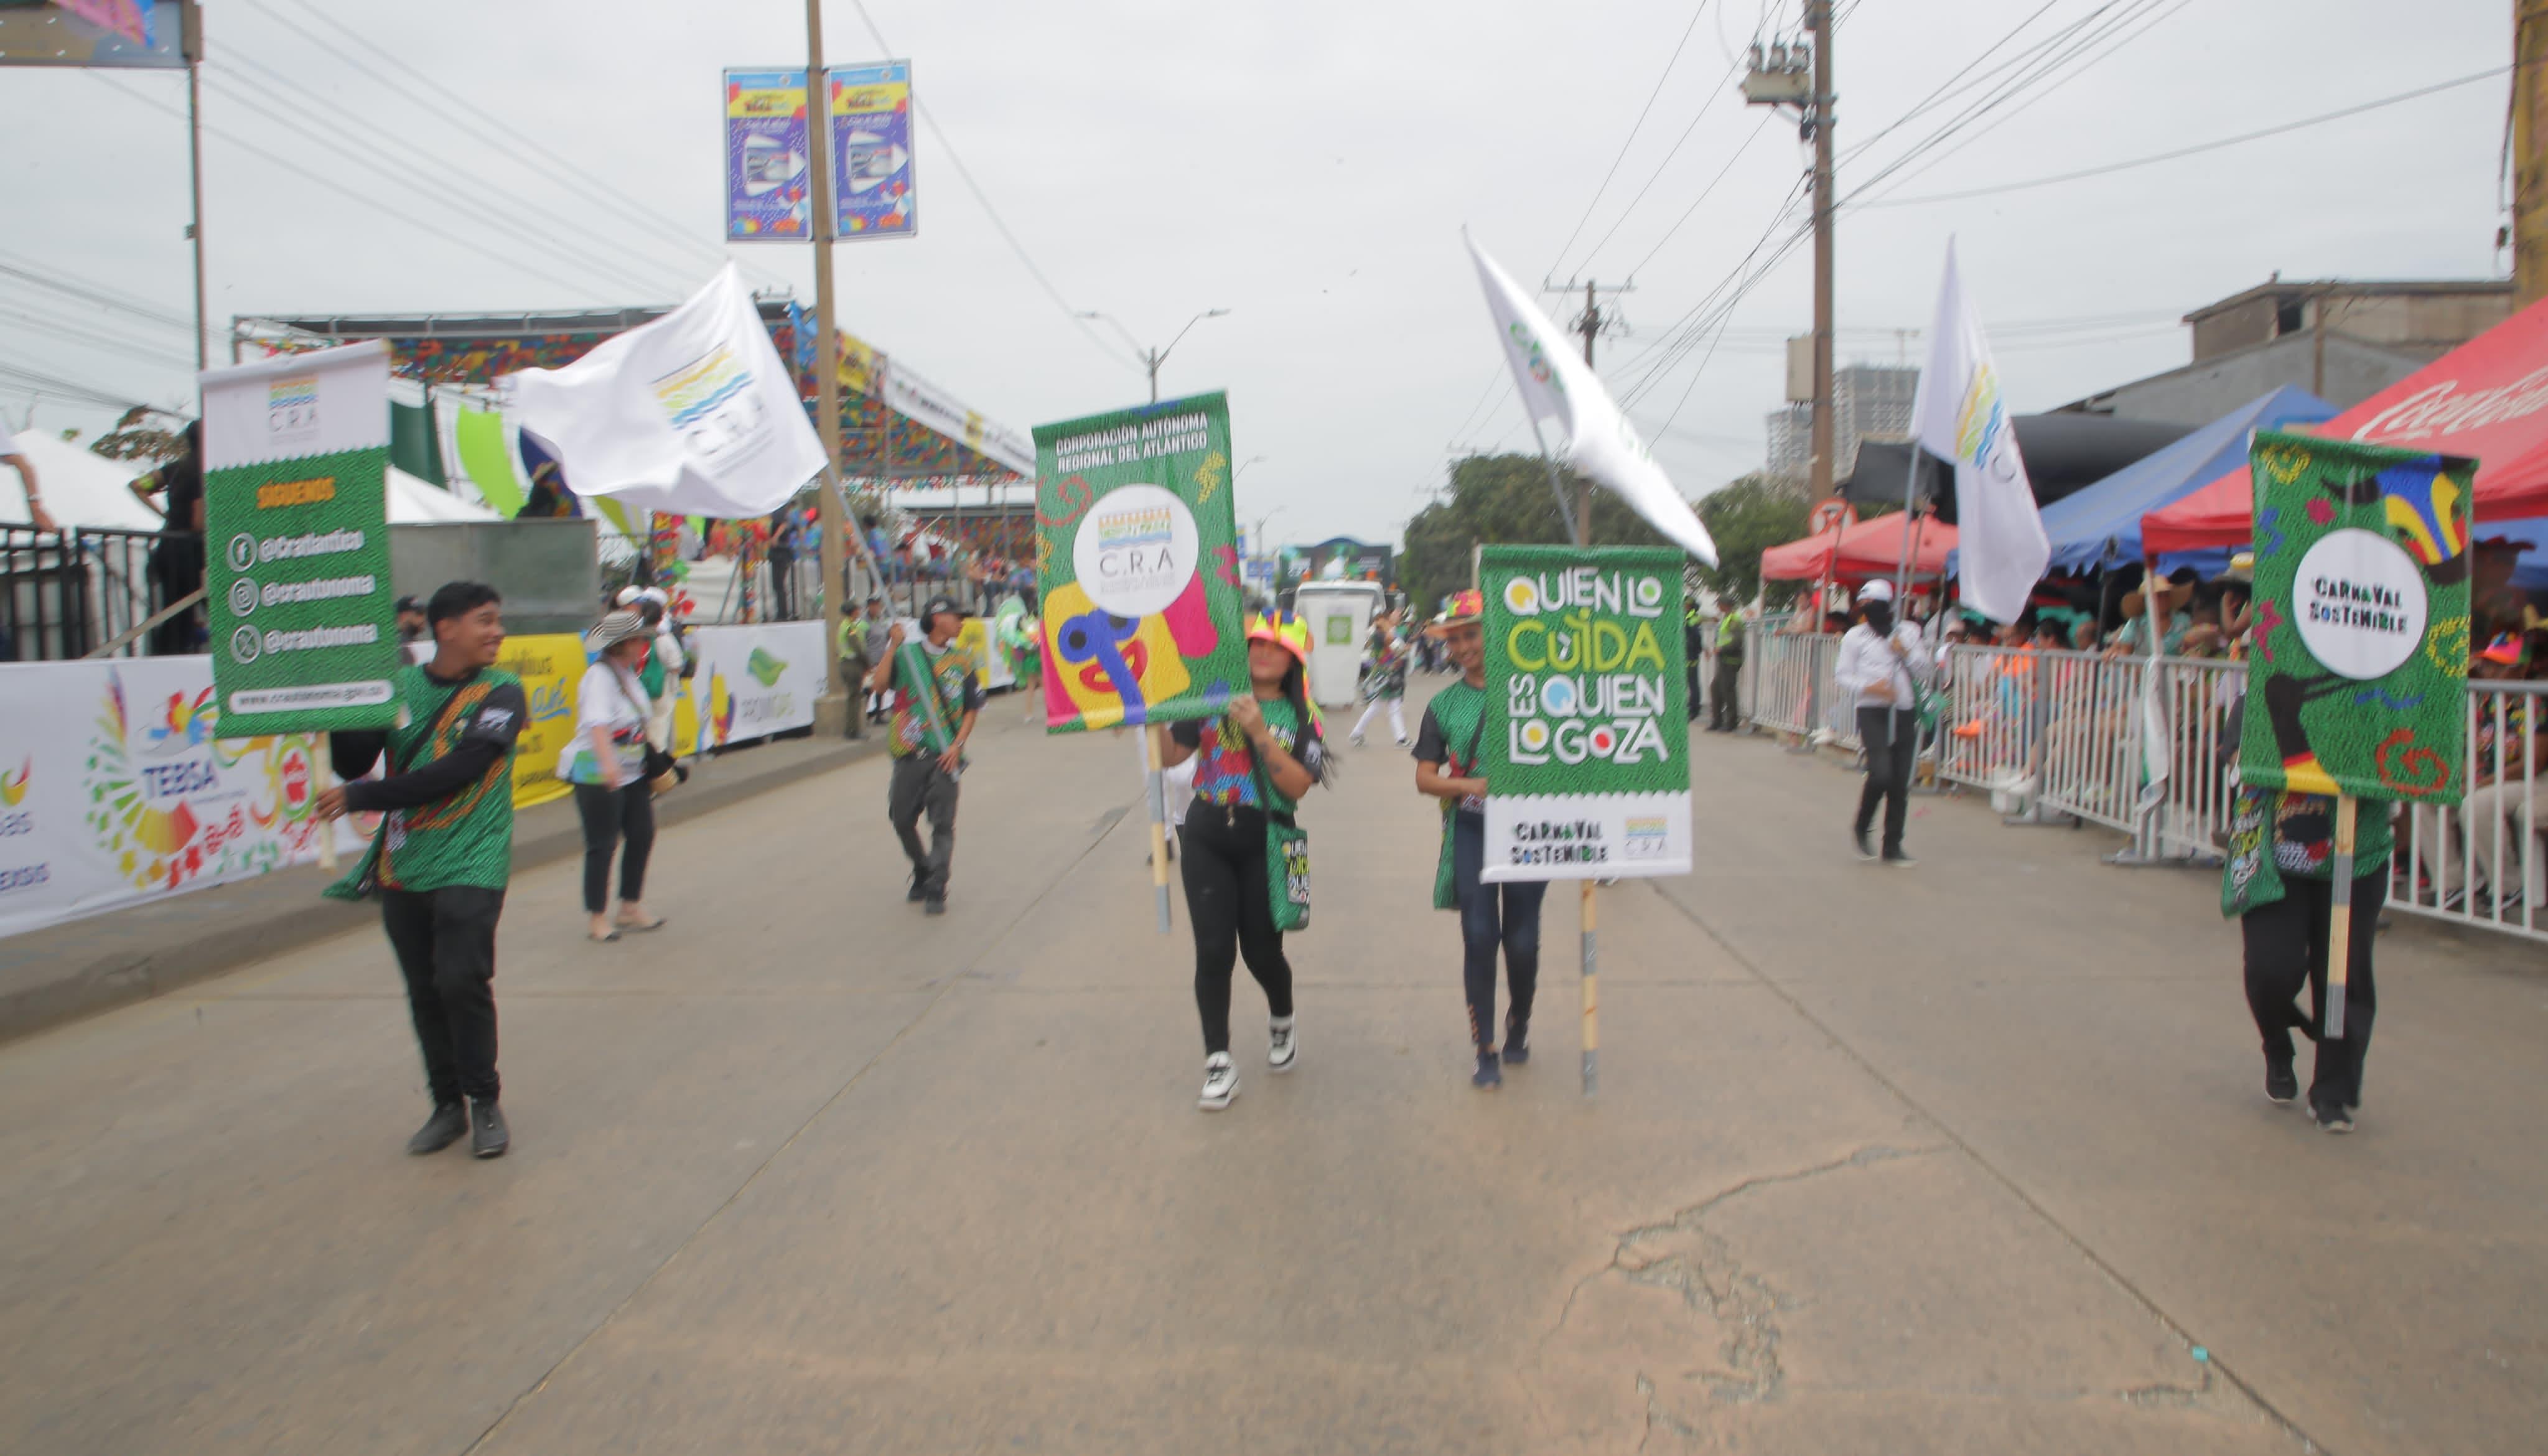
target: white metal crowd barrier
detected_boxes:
[1739,639,2543,945]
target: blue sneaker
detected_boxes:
[1472,1050,1503,1090]
[1503,1022,1530,1066]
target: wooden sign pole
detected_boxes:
[1146,723,1172,935]
[2324,793,2356,1040]
[1579,879,1599,1096]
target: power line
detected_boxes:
[841,0,1135,372]
[246,0,786,293]
[1622,112,1776,280]
[1860,63,2514,208]
[0,357,157,411]
[0,253,195,333]
[91,72,633,302]
[1546,0,1719,278]
[1571,46,1754,278]
[0,301,202,369]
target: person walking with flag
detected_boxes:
[1412,590,1546,1089]
[1159,610,1330,1111]
[869,595,982,915]
[1350,611,1412,747]
[314,581,527,1160]
[1836,581,1928,866]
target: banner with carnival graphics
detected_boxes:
[198,340,402,737]
[829,61,916,238]
[0,658,337,941]
[724,68,813,240]
[683,621,827,750]
[2237,430,2476,803]
[1032,393,1246,732]
[1478,544,1691,882]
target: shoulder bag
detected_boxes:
[1249,716,1312,933]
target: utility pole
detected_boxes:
[804,1,847,711]
[1745,11,1834,503]
[1546,278,1631,546]
[2517,0,2548,304]
[184,0,206,371]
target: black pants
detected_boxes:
[1710,656,1743,730]
[1686,659,1704,721]
[380,886,505,1106]
[889,754,959,895]
[1854,707,1916,853]
[147,536,202,656]
[573,781,655,914]
[1180,798,1294,1055]
[1452,811,1544,1050]
[2242,869,2383,1114]
[768,554,797,619]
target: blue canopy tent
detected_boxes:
[2033,386,2336,574]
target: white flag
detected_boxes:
[506,263,826,519]
[1465,231,1717,566]
[1908,239,2048,623]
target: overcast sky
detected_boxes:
[0,0,2518,545]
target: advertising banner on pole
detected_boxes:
[0,0,185,68]
[1032,393,1246,732]
[683,622,826,749]
[724,67,811,241]
[1478,544,1691,882]
[829,60,915,238]
[2236,430,2476,803]
[198,340,401,737]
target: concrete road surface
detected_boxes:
[2,678,2541,1454]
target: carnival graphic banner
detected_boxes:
[1478,545,1691,883]
[0,658,334,941]
[1032,393,1245,732]
[492,633,584,810]
[2237,430,2476,803]
[684,622,826,749]
[199,340,401,737]
[830,60,915,238]
[724,68,812,240]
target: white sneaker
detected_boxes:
[1199,1053,1238,1111]
[1268,1016,1297,1073]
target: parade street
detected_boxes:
[1,681,2541,1456]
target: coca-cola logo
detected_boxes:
[2353,366,2548,444]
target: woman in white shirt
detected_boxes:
[562,611,663,942]
[1834,580,1930,866]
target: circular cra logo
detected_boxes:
[1503,577,1540,617]
[1073,483,1198,619]
[230,625,262,665]
[228,578,258,618]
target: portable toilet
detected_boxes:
[1292,581,1386,709]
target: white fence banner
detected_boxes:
[684,620,828,748]
[0,656,338,940]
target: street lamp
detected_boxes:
[1080,308,1230,404]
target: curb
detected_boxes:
[0,731,889,1046]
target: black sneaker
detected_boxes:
[1472,1050,1503,1089]
[1854,828,1877,861]
[923,894,947,917]
[2310,1098,2354,1134]
[469,1099,510,1159]
[907,873,928,902]
[1503,1022,1530,1065]
[1882,849,1918,868]
[406,1102,467,1155]
[2264,1061,2298,1107]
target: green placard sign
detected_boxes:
[2238,429,2475,804]
[200,342,402,736]
[1032,391,1248,732]
[1478,544,1691,882]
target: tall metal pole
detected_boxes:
[185,1,207,372]
[1806,0,1836,505]
[805,2,848,711]
[2518,0,2548,306]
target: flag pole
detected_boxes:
[2325,795,2356,1039]
[1526,411,1597,1099]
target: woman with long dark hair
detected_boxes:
[1159,611,1332,1111]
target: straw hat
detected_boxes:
[2120,576,2195,618]
[584,610,649,656]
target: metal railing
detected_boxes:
[1740,637,2544,944]
[0,525,193,661]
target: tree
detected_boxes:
[1690,474,1811,610]
[1399,452,1671,615]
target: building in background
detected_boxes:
[2061,278,2515,423]
[1763,363,1916,490]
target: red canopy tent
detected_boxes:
[1760,511,1958,582]
[2143,295,2548,553]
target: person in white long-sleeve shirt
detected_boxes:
[1834,579,1929,865]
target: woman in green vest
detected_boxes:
[1411,590,1546,1090]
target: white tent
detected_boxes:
[2,434,497,529]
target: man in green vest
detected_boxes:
[1707,605,1748,733]
[867,595,984,915]
[315,581,528,1160]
